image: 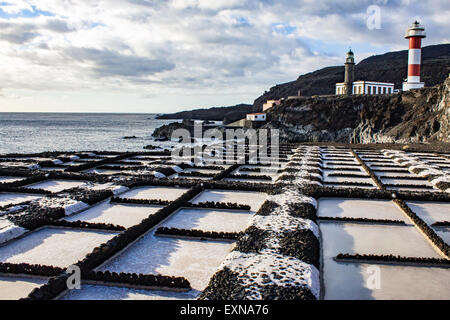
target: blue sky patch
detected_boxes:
[0,3,54,19]
[272,23,296,36]
[232,16,250,27]
[299,37,391,59]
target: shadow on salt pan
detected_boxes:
[0,276,47,300]
[0,227,117,268]
[320,222,445,300]
[61,284,197,300]
[98,233,234,292]
[404,201,450,226]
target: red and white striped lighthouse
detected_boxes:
[403,21,426,91]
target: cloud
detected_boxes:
[0,21,39,44]
[45,18,73,33]
[0,16,77,44]
[0,1,33,15]
[0,0,448,111]
[64,47,175,77]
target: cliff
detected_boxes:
[263,76,450,144]
[253,44,450,112]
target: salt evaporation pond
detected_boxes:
[120,186,189,201]
[161,208,253,233]
[61,284,197,300]
[387,186,437,192]
[0,193,43,207]
[320,222,440,258]
[405,201,450,226]
[223,178,273,183]
[84,169,127,175]
[370,166,405,171]
[183,168,222,174]
[381,178,433,186]
[190,190,266,211]
[435,228,450,244]
[0,276,47,300]
[322,262,450,300]
[98,234,234,292]
[322,169,366,177]
[324,184,376,190]
[322,176,375,184]
[318,198,408,222]
[38,167,66,172]
[374,171,417,178]
[233,166,281,179]
[320,222,448,299]
[26,180,87,193]
[323,165,362,170]
[65,201,164,228]
[0,227,117,268]
[0,176,25,183]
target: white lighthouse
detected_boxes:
[403,21,427,91]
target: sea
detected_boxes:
[0,113,179,154]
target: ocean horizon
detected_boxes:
[0,112,178,154]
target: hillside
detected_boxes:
[156,103,253,124]
[263,75,450,144]
[253,43,450,111]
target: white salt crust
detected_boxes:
[0,219,27,244]
[383,150,449,193]
[219,250,320,300]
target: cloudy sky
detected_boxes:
[0,0,448,113]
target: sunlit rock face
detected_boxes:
[263,75,450,144]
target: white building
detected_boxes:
[335,50,395,96]
[336,81,395,95]
[246,113,267,121]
